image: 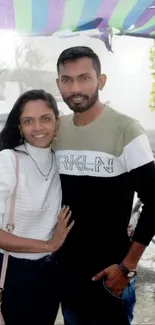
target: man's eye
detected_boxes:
[81,76,90,81]
[61,78,71,83]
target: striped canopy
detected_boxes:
[0,0,154,39]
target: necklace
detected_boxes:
[24,144,53,181]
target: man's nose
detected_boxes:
[71,80,82,93]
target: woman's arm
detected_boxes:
[0,206,73,253]
[0,229,49,253]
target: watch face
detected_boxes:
[127,271,135,278]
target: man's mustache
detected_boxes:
[67,94,89,100]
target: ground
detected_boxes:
[55,242,155,324]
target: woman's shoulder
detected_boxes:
[0,149,17,171]
[0,150,17,192]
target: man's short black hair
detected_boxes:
[57,46,101,76]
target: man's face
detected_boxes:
[57,58,106,113]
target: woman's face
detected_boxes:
[19,99,59,148]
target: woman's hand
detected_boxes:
[47,206,74,252]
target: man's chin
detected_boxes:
[64,99,87,112]
[71,106,91,113]
[67,102,90,113]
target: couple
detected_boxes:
[0,46,155,325]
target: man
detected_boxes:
[53,46,155,325]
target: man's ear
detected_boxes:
[56,78,60,90]
[98,74,107,90]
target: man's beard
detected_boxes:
[62,87,99,113]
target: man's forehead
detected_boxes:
[58,57,94,75]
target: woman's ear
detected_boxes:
[18,125,22,135]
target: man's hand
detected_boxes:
[92,264,129,296]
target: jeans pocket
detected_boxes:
[122,278,136,306]
[122,278,136,323]
[102,279,122,301]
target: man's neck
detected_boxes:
[73,102,105,127]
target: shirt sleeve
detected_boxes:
[0,150,17,228]
[117,120,155,246]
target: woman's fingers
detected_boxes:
[66,220,75,233]
[58,206,70,220]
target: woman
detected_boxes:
[0,89,74,325]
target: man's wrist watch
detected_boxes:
[119,262,137,279]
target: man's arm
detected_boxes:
[121,120,155,244]
[92,120,155,294]
[124,160,155,268]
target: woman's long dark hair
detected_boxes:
[0,89,59,151]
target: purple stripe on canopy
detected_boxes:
[135,0,155,29]
[0,0,15,30]
[96,0,119,28]
[45,0,66,34]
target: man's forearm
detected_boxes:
[123,241,146,269]
[129,161,155,246]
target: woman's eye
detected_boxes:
[24,119,32,124]
[42,116,51,122]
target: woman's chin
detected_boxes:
[28,137,53,148]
